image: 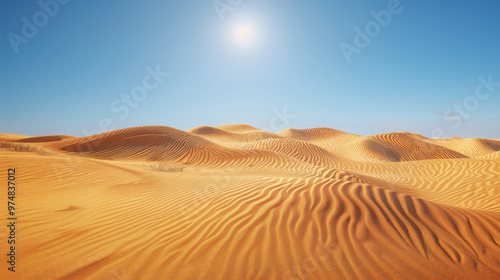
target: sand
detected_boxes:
[0,125,499,280]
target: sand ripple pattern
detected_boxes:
[0,125,499,280]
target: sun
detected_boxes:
[236,27,250,42]
[231,22,260,50]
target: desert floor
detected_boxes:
[1,125,499,280]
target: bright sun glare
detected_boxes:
[232,22,260,50]
[236,27,250,42]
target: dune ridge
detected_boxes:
[1,125,499,280]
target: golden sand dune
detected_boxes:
[277,127,359,143]
[188,125,280,148]
[1,125,499,280]
[0,133,32,142]
[15,135,77,143]
[475,150,500,160]
[279,129,468,163]
[429,137,500,158]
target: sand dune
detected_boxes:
[15,135,77,143]
[0,133,32,142]
[476,150,500,160]
[1,125,499,280]
[188,125,280,148]
[278,129,468,163]
[429,137,500,158]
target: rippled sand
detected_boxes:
[1,125,499,279]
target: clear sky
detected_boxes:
[1,0,499,138]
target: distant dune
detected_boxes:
[1,125,499,280]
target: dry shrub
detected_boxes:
[0,142,58,155]
[149,163,185,172]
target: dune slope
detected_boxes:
[0,125,499,280]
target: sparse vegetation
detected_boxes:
[148,163,185,172]
[0,142,58,155]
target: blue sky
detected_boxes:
[1,0,499,138]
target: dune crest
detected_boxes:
[1,125,499,280]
